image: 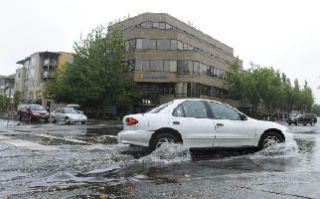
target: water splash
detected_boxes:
[139,143,191,164]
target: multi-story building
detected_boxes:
[0,74,15,98]
[119,13,243,112]
[16,51,73,110]
[13,67,26,97]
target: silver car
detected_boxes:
[50,107,87,124]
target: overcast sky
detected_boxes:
[1,0,319,102]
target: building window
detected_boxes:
[159,22,166,30]
[178,60,189,75]
[142,39,156,50]
[170,40,177,50]
[157,39,171,51]
[129,39,136,51]
[193,62,200,75]
[164,61,170,72]
[153,22,159,29]
[165,23,172,30]
[136,39,142,49]
[177,41,183,50]
[135,60,142,71]
[150,60,163,72]
[170,61,177,72]
[142,60,150,71]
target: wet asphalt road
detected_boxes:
[0,119,320,198]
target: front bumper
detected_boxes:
[117,129,154,147]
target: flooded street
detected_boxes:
[1,119,320,198]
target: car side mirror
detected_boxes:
[240,114,247,121]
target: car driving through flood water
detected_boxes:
[118,99,293,150]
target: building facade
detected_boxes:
[16,51,73,110]
[119,13,243,112]
[0,74,15,98]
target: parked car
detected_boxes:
[297,113,317,126]
[50,107,87,124]
[17,104,50,122]
[66,104,83,114]
[287,113,301,126]
[118,99,292,151]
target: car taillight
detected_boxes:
[126,117,138,125]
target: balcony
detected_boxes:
[43,59,57,68]
[41,71,55,79]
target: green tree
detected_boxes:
[13,91,21,110]
[311,104,320,115]
[226,61,314,115]
[0,95,3,113]
[44,24,137,117]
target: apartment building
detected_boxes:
[119,13,243,112]
[16,51,73,110]
[0,74,15,98]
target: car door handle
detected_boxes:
[173,121,180,125]
[216,123,224,127]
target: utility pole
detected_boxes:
[7,87,12,127]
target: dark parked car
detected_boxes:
[18,104,50,122]
[287,113,317,126]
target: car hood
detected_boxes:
[248,117,288,132]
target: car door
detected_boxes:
[170,101,216,148]
[207,102,256,147]
[54,109,63,121]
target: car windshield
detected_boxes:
[64,108,77,113]
[30,105,44,110]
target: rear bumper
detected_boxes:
[117,129,154,147]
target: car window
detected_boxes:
[208,102,241,120]
[173,105,184,117]
[30,104,44,110]
[182,101,208,118]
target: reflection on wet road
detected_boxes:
[1,119,320,198]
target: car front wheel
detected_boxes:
[259,132,284,150]
[65,117,71,125]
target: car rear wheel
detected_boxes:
[51,117,56,123]
[65,117,71,125]
[152,133,179,150]
[259,132,284,150]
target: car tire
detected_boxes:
[52,117,56,123]
[288,122,291,126]
[65,117,71,125]
[29,115,33,123]
[258,132,284,150]
[81,121,85,125]
[18,114,22,121]
[151,132,180,150]
[294,122,298,126]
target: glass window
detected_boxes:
[135,60,142,71]
[188,61,193,75]
[170,40,177,50]
[200,63,206,75]
[153,22,159,29]
[164,61,170,72]
[150,60,163,72]
[194,62,200,75]
[170,61,177,72]
[159,22,166,29]
[129,39,136,51]
[177,41,183,50]
[173,105,184,117]
[208,102,241,120]
[178,60,189,75]
[146,21,152,29]
[142,39,156,50]
[187,44,193,50]
[183,43,188,50]
[142,61,149,71]
[182,101,208,118]
[136,39,142,49]
[157,39,171,50]
[166,23,172,30]
[141,22,147,28]
[125,41,129,52]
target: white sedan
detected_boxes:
[50,107,87,124]
[118,99,292,150]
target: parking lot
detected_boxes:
[1,119,320,198]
